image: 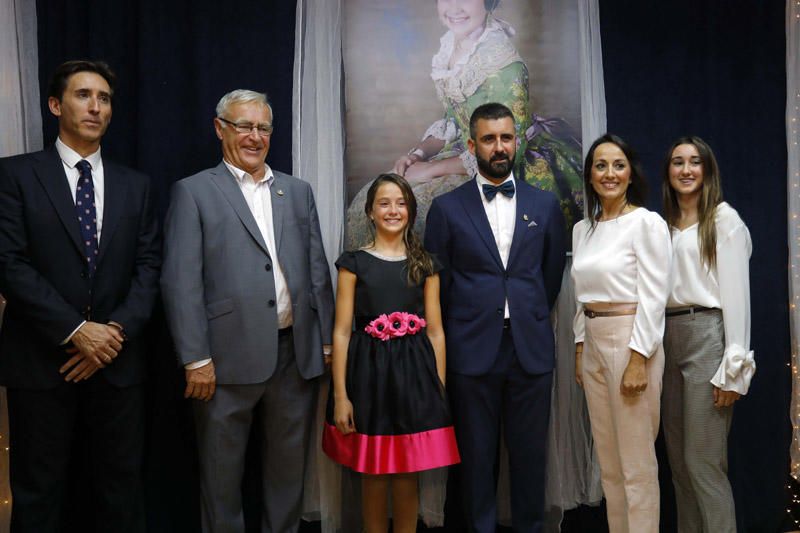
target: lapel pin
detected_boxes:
[523,214,529,221]
[277,189,284,196]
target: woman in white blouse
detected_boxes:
[572,134,671,533]
[661,136,753,533]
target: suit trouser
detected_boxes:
[7,376,145,533]
[193,331,317,533]
[448,327,552,533]
[581,313,663,533]
[663,309,735,533]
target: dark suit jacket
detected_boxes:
[0,146,161,389]
[425,177,565,376]
[160,163,334,384]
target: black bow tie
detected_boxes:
[482,180,515,201]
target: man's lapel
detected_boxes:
[270,173,285,254]
[97,161,127,263]
[456,178,504,269]
[32,147,83,255]
[507,182,534,267]
[210,163,270,256]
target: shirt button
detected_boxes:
[265,263,272,271]
[268,300,276,307]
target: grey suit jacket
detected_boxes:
[161,162,334,383]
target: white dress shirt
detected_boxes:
[476,172,516,318]
[56,138,105,241]
[187,161,293,370]
[668,202,755,394]
[571,208,672,358]
[224,161,293,328]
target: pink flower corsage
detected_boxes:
[365,312,426,341]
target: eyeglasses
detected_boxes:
[217,117,273,137]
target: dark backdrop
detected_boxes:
[37,0,297,216]
[34,0,790,531]
[600,0,789,531]
[36,1,297,531]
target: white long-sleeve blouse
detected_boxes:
[572,208,673,358]
[668,202,755,394]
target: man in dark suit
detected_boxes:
[0,60,160,532]
[425,103,565,532]
[161,90,334,532]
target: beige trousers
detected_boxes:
[582,313,664,533]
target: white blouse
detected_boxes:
[571,208,672,358]
[668,202,755,394]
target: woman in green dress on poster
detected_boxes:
[346,0,583,248]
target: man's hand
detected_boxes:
[713,386,740,408]
[60,346,103,382]
[71,321,123,366]
[185,361,216,401]
[621,350,647,397]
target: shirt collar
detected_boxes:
[223,160,274,186]
[56,137,102,171]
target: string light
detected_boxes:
[788,0,800,526]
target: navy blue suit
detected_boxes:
[425,177,565,532]
[0,146,160,532]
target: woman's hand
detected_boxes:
[621,350,647,397]
[334,397,356,435]
[404,161,437,185]
[575,343,584,387]
[713,386,740,408]
[393,153,422,176]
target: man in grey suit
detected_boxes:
[161,89,334,533]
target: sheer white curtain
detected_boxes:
[292,1,345,530]
[0,1,41,530]
[0,0,42,158]
[292,0,344,278]
[541,0,606,526]
[787,0,800,482]
[578,0,607,151]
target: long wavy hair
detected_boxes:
[662,135,723,270]
[365,174,434,285]
[582,133,647,229]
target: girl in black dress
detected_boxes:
[322,173,460,533]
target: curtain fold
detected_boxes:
[578,0,607,154]
[0,0,42,158]
[292,0,345,282]
[539,1,607,525]
[0,1,41,531]
[292,2,345,530]
[788,0,800,481]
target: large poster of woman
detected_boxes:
[344,0,584,248]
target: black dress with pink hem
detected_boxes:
[322,250,460,474]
